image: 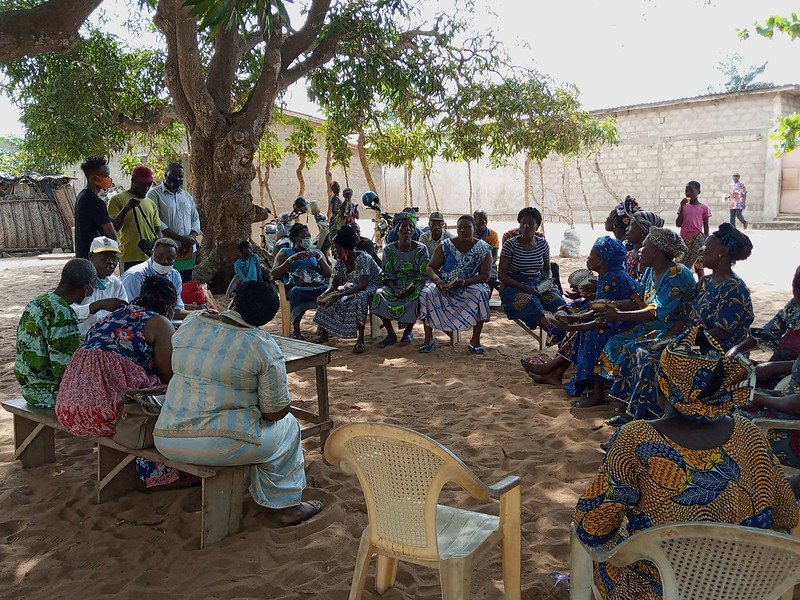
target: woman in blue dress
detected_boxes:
[619,224,754,421]
[271,223,332,339]
[586,227,696,408]
[525,236,638,396]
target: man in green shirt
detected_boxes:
[15,258,97,408]
[109,165,160,272]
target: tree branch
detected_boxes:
[0,0,102,63]
[236,16,284,134]
[112,106,179,134]
[279,28,345,91]
[206,23,244,112]
[281,0,332,69]
[154,0,196,131]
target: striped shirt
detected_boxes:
[500,235,550,280]
[154,312,290,444]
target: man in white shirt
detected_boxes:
[147,163,201,281]
[71,237,129,337]
[418,212,453,257]
[121,237,190,319]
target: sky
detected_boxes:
[0,0,798,137]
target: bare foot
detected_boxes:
[529,371,564,386]
[522,360,559,376]
[572,394,608,409]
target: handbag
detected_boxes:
[112,388,165,449]
[132,205,157,256]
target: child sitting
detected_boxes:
[225,241,263,298]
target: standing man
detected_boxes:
[147,163,201,282]
[74,157,117,259]
[108,165,160,272]
[339,187,359,224]
[418,212,453,257]
[473,210,501,289]
[71,237,129,337]
[121,237,189,319]
[726,172,748,229]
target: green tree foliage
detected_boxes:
[714,53,772,92]
[0,135,61,175]
[740,13,800,154]
[284,117,318,195]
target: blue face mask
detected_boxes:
[300,238,313,250]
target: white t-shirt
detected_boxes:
[71,275,129,337]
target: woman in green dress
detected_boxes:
[371,212,429,347]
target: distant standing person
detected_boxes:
[108,165,159,271]
[676,180,711,279]
[74,157,117,259]
[726,172,748,229]
[473,210,501,290]
[339,187,359,224]
[148,163,201,282]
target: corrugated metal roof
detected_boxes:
[592,84,800,115]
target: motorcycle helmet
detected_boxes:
[362,191,379,209]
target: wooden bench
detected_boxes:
[3,397,318,548]
[489,298,546,350]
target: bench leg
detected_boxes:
[201,466,245,548]
[13,416,55,467]
[315,364,331,450]
[97,445,137,503]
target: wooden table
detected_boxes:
[275,336,337,449]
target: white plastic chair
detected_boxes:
[570,522,800,600]
[324,422,521,600]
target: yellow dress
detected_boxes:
[573,415,797,599]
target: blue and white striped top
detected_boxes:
[500,235,550,280]
[154,312,290,444]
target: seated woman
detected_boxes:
[619,224,754,422]
[56,275,186,489]
[728,265,800,390]
[418,214,492,354]
[154,281,322,525]
[574,327,797,600]
[588,228,695,408]
[226,240,263,298]
[525,237,639,395]
[498,207,565,331]
[313,225,382,353]
[271,223,332,340]
[371,212,429,347]
[624,208,664,281]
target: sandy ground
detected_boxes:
[0,231,794,599]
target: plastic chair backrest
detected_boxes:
[610,523,800,600]
[324,423,491,562]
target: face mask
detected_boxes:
[94,175,113,190]
[300,238,313,250]
[95,278,107,291]
[165,176,183,190]
[149,258,173,275]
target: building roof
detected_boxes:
[593,84,800,115]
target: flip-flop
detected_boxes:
[468,344,486,355]
[282,500,324,526]
[353,342,366,354]
[378,335,397,348]
[419,342,439,353]
[400,332,414,346]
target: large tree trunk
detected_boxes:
[296,154,307,196]
[357,130,377,192]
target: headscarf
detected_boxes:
[394,210,418,229]
[657,325,754,422]
[711,223,753,262]
[592,236,627,271]
[644,227,687,259]
[631,211,664,233]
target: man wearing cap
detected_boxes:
[726,172,748,230]
[71,237,129,337]
[108,165,161,272]
[418,212,453,258]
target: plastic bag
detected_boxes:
[560,226,581,258]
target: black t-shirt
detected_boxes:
[74,189,111,258]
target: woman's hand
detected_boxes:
[436,278,449,291]
[594,306,621,323]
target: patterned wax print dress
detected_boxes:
[371,242,429,326]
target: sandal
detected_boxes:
[419,342,439,353]
[281,500,324,526]
[400,332,414,346]
[353,342,366,354]
[468,344,486,355]
[378,335,397,348]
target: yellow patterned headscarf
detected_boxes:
[657,325,754,421]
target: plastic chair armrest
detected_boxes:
[486,475,522,498]
[753,418,800,432]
